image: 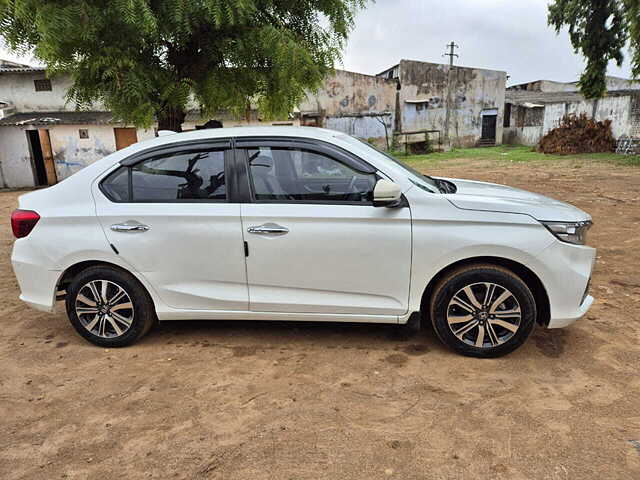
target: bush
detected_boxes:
[538,113,615,154]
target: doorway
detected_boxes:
[26,129,58,186]
[481,114,497,141]
[114,128,138,150]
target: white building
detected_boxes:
[0,62,163,188]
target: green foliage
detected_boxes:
[547,0,640,99]
[0,0,366,128]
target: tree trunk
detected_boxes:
[157,106,186,133]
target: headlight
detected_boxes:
[541,221,592,245]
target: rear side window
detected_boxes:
[101,167,129,201]
[101,149,227,202]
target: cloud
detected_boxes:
[341,0,633,85]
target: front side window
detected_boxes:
[101,149,227,202]
[245,147,376,203]
[336,134,439,193]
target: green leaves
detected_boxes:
[0,0,367,128]
[548,0,630,99]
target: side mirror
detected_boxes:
[373,179,404,208]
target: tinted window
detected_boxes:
[246,147,376,203]
[131,150,226,201]
[101,167,129,201]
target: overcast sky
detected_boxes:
[1,0,634,87]
[341,0,634,86]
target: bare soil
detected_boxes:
[1,158,639,479]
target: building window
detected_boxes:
[34,79,52,92]
[79,129,89,139]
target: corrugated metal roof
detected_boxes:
[0,111,115,126]
[0,66,46,73]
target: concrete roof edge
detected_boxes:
[398,58,506,75]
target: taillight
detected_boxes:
[11,209,40,238]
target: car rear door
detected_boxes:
[236,137,412,316]
[92,140,248,311]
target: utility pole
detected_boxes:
[443,42,459,148]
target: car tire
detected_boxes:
[65,265,156,347]
[429,264,536,358]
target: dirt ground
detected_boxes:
[1,157,639,480]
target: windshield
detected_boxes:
[336,134,440,192]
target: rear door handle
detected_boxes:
[111,222,150,233]
[247,223,289,236]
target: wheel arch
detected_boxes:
[56,261,156,309]
[420,256,551,327]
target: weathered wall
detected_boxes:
[594,96,631,138]
[398,60,506,147]
[49,125,117,179]
[509,77,640,93]
[504,95,634,146]
[541,103,567,134]
[503,126,543,146]
[299,69,396,142]
[0,124,157,187]
[544,97,632,139]
[50,125,155,180]
[325,115,391,143]
[300,69,396,117]
[0,127,36,188]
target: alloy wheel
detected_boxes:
[75,280,134,338]
[446,282,521,348]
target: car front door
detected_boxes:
[236,138,412,316]
[93,140,248,311]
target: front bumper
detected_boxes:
[547,294,593,329]
[534,240,596,329]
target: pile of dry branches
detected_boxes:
[538,113,616,154]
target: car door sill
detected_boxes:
[156,309,400,324]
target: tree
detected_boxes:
[548,0,640,99]
[0,0,365,131]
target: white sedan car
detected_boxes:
[11,127,595,357]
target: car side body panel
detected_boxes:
[240,202,411,315]
[404,187,595,327]
[92,184,249,312]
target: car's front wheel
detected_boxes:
[65,265,156,347]
[429,264,536,358]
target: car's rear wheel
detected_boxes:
[429,264,536,358]
[65,265,156,347]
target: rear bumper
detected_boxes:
[12,258,59,313]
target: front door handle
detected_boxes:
[247,223,289,236]
[111,222,150,233]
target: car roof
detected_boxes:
[154,126,346,144]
